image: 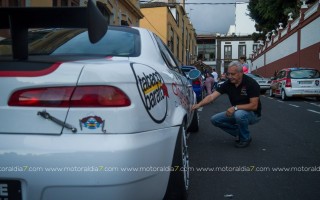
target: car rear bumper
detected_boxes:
[285,88,320,97]
[0,127,179,200]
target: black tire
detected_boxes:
[188,109,199,133]
[164,123,189,200]
[269,89,274,97]
[281,89,288,101]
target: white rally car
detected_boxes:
[0,2,199,200]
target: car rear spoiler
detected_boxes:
[0,0,109,60]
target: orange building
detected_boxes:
[140,1,197,65]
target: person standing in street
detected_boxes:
[204,72,214,95]
[192,61,262,148]
[211,68,218,89]
[239,56,249,74]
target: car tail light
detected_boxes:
[70,86,131,107]
[8,87,74,107]
[193,79,201,85]
[285,78,292,87]
[8,86,131,107]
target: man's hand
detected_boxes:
[192,104,201,110]
[226,106,235,117]
[191,91,221,111]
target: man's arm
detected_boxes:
[192,91,221,110]
[226,97,259,117]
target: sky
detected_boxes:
[185,0,250,35]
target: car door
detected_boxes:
[273,70,286,95]
[153,34,195,124]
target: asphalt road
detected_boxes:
[187,94,320,200]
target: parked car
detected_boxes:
[246,73,271,94]
[0,3,198,200]
[181,65,205,102]
[269,68,320,100]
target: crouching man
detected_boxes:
[191,61,262,148]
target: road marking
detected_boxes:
[289,104,300,108]
[267,97,273,100]
[198,107,203,111]
[277,100,284,103]
[307,109,320,114]
[310,103,320,107]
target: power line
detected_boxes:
[140,1,247,5]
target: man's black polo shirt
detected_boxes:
[216,74,262,116]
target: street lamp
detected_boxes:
[258,40,264,46]
[279,22,283,30]
[300,0,308,9]
[265,33,270,42]
[288,12,293,21]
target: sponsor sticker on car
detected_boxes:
[131,63,169,124]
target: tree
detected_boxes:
[247,0,317,41]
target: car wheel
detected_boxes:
[188,109,199,133]
[164,122,189,200]
[269,89,274,97]
[281,89,287,101]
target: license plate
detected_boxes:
[258,81,265,83]
[299,81,312,84]
[302,90,320,94]
[0,180,22,200]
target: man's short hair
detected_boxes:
[239,56,246,61]
[228,61,243,72]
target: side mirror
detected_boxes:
[188,69,201,80]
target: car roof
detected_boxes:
[181,66,197,70]
[283,67,318,71]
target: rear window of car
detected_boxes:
[289,69,320,79]
[0,26,141,57]
[181,68,191,74]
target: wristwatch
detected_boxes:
[234,106,238,111]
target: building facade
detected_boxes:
[197,35,216,69]
[217,35,259,74]
[140,1,197,65]
[251,2,320,77]
[197,34,259,75]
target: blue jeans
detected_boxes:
[213,82,218,89]
[210,110,261,141]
